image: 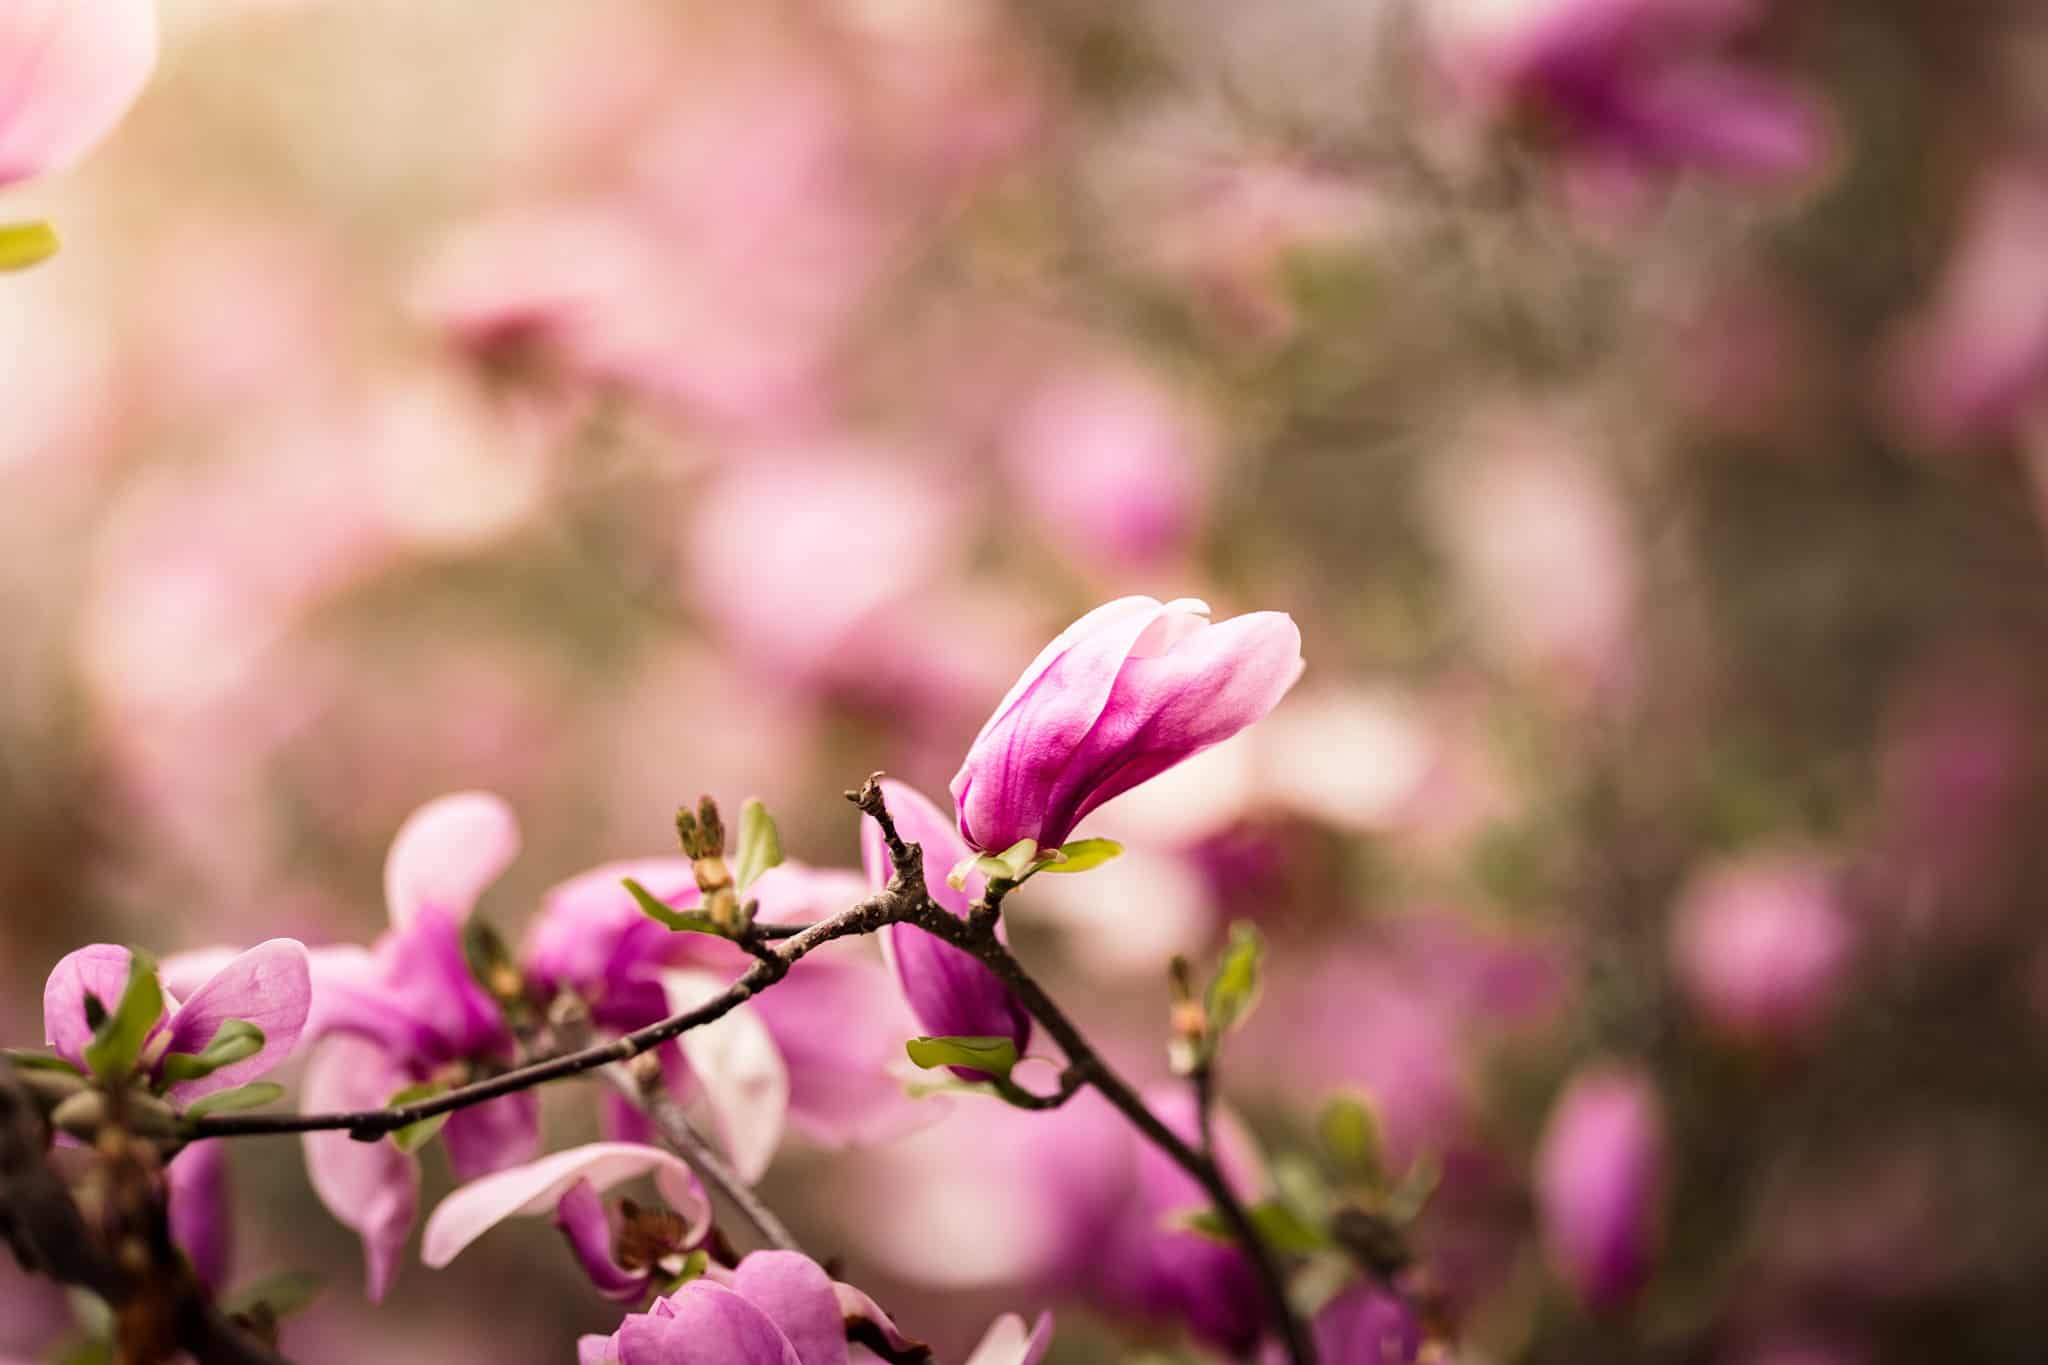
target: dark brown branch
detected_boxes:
[0,1063,290,1365]
[611,1064,803,1256]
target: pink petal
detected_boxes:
[749,956,934,1147]
[555,1179,652,1302]
[158,947,237,1001]
[165,1140,231,1292]
[440,1091,541,1182]
[730,1251,846,1365]
[420,1141,709,1270]
[161,939,311,1100]
[0,0,157,187]
[301,1037,419,1303]
[619,1282,802,1365]
[383,791,521,930]
[831,1282,921,1355]
[43,944,163,1070]
[963,1312,1055,1365]
[745,862,868,926]
[663,970,788,1183]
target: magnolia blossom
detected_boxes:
[1670,853,1853,1044]
[579,1248,1051,1365]
[0,0,157,187]
[422,1143,710,1301]
[42,939,310,1099]
[950,596,1303,854]
[860,779,1030,1078]
[1534,1064,1664,1309]
[1296,1283,1422,1365]
[524,854,927,1165]
[299,792,538,1300]
[1429,0,1830,208]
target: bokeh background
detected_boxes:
[5,0,2048,1361]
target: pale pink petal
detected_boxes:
[555,1179,650,1301]
[750,956,935,1147]
[165,1140,231,1292]
[963,1312,1055,1365]
[43,943,161,1069]
[301,1038,418,1302]
[0,0,157,187]
[440,1091,541,1182]
[161,939,311,1100]
[420,1141,709,1270]
[158,947,237,1001]
[663,970,789,1184]
[383,791,521,930]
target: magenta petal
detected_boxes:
[619,1281,803,1365]
[440,1091,541,1183]
[950,599,1170,851]
[301,1038,419,1302]
[165,1140,231,1293]
[555,1180,651,1302]
[1047,609,1304,840]
[963,1312,1055,1365]
[43,944,165,1071]
[383,791,521,930]
[421,1141,710,1270]
[750,957,929,1146]
[0,0,157,188]
[1535,1065,1664,1309]
[161,939,311,1100]
[730,1251,847,1365]
[525,858,698,1030]
[863,781,1031,1076]
[1309,1285,1420,1365]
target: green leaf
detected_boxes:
[1039,838,1124,874]
[2,1049,83,1075]
[1318,1092,1385,1187]
[733,798,784,892]
[1203,922,1265,1044]
[1384,1149,1441,1225]
[0,221,59,272]
[182,1082,285,1119]
[904,1035,1019,1080]
[159,1019,266,1084]
[1179,1199,1330,1255]
[83,950,163,1083]
[655,1249,710,1295]
[222,1270,325,1320]
[622,877,723,936]
[387,1081,450,1153]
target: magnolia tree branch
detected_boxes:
[845,781,1318,1365]
[0,1063,290,1365]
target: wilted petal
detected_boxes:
[384,791,521,930]
[43,944,164,1070]
[963,1312,1055,1365]
[161,939,311,1099]
[302,1037,419,1302]
[421,1141,709,1270]
[663,970,788,1183]
[0,0,157,187]
[440,1090,542,1182]
[165,1140,231,1292]
[618,1281,803,1365]
[555,1179,653,1302]
[730,1251,846,1365]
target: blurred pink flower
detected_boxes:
[997,360,1215,578]
[0,0,156,187]
[1880,163,2048,449]
[1669,852,1854,1044]
[1534,1064,1664,1310]
[1428,0,1831,208]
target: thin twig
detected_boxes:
[608,1066,804,1256]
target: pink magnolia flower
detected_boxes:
[1534,1064,1664,1309]
[860,779,1031,1079]
[580,1249,1051,1365]
[41,938,310,1099]
[1669,853,1854,1044]
[299,792,537,1301]
[0,0,157,188]
[1280,1283,1421,1365]
[1428,0,1830,208]
[422,1142,710,1301]
[950,596,1303,854]
[524,855,927,1160]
